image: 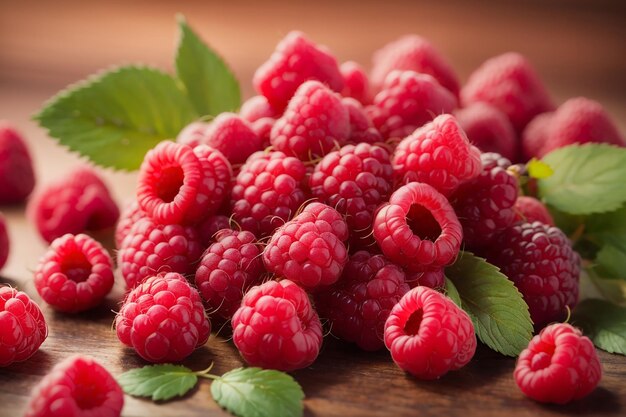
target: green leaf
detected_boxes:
[573,299,626,355]
[595,244,626,280]
[584,266,626,306]
[175,15,240,116]
[446,252,533,357]
[444,277,462,307]
[117,364,198,401]
[34,66,197,171]
[211,367,304,417]
[527,158,554,179]
[586,205,626,253]
[537,144,626,215]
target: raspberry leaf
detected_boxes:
[573,299,626,355]
[444,277,462,307]
[446,252,533,357]
[117,364,198,401]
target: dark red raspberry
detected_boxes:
[28,166,120,243]
[115,272,210,362]
[315,251,409,351]
[513,196,554,226]
[342,98,383,145]
[240,95,279,123]
[24,355,123,417]
[384,286,476,379]
[118,217,203,289]
[340,61,371,104]
[393,114,482,196]
[137,141,231,225]
[405,269,445,289]
[195,230,264,321]
[34,234,114,313]
[0,121,35,204]
[271,80,350,161]
[197,214,232,247]
[253,31,344,111]
[202,113,263,165]
[373,182,462,272]
[486,222,580,327]
[115,201,146,249]
[514,323,602,404]
[232,279,323,371]
[0,213,8,270]
[176,121,210,148]
[0,287,47,366]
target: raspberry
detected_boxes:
[340,61,371,104]
[450,153,519,249]
[137,141,231,225]
[176,121,210,148]
[34,234,114,313]
[231,151,307,238]
[270,80,350,161]
[296,202,350,241]
[115,201,146,249]
[514,323,602,404]
[373,182,462,272]
[405,269,445,289]
[202,113,263,165]
[384,286,476,379]
[0,121,35,204]
[461,52,555,133]
[24,355,123,417]
[0,287,47,366]
[393,114,482,196]
[486,222,580,327]
[195,230,264,321]
[197,214,232,247]
[240,95,279,123]
[115,272,210,362]
[342,98,383,145]
[28,166,120,243]
[0,213,8,270]
[514,196,554,226]
[232,279,323,371]
[118,217,203,289]
[315,251,409,351]
[250,117,275,149]
[253,31,344,111]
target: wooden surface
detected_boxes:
[1,1,625,416]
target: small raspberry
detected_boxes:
[34,234,114,313]
[115,201,146,249]
[0,287,47,366]
[373,182,462,272]
[0,121,35,204]
[24,355,123,417]
[115,272,210,362]
[340,61,371,104]
[176,121,210,148]
[315,251,409,351]
[202,113,263,165]
[393,114,482,196]
[232,279,323,371]
[514,323,602,404]
[0,213,8,270]
[405,269,445,289]
[342,98,383,145]
[384,286,476,379]
[514,196,554,226]
[240,95,279,123]
[197,214,232,247]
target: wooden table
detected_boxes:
[1,1,625,416]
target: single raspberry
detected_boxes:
[232,279,323,371]
[0,287,47,366]
[253,31,344,111]
[34,234,114,313]
[115,201,146,249]
[231,151,307,238]
[176,121,210,148]
[195,230,264,321]
[373,182,462,272]
[118,217,203,289]
[450,153,519,249]
[0,121,35,204]
[115,272,210,362]
[137,141,231,225]
[0,213,8,270]
[461,52,555,133]
[270,81,350,161]
[405,269,445,289]
[342,98,383,145]
[486,222,580,327]
[514,323,602,404]
[197,214,232,247]
[514,196,554,226]
[240,95,279,123]
[202,113,263,165]
[393,114,482,196]
[384,286,476,379]
[28,166,120,243]
[250,117,275,149]
[315,251,409,351]
[24,355,123,417]
[340,61,371,104]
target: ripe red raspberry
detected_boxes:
[393,114,482,196]
[461,52,555,133]
[250,117,275,149]
[0,213,8,270]
[373,182,462,272]
[197,214,232,247]
[201,113,263,165]
[176,121,210,148]
[28,166,120,243]
[486,222,580,327]
[115,201,146,249]
[115,272,210,362]
[137,141,231,225]
[24,355,123,417]
[315,251,409,351]
[240,95,279,123]
[342,98,383,145]
[514,323,602,404]
[270,81,349,161]
[0,121,35,204]
[406,269,445,289]
[195,230,264,321]
[0,287,47,366]
[231,151,307,237]
[118,217,203,289]
[514,196,554,226]
[340,61,371,104]
[232,279,323,371]
[34,234,114,313]
[253,31,344,111]
[384,286,476,379]
[296,202,350,241]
